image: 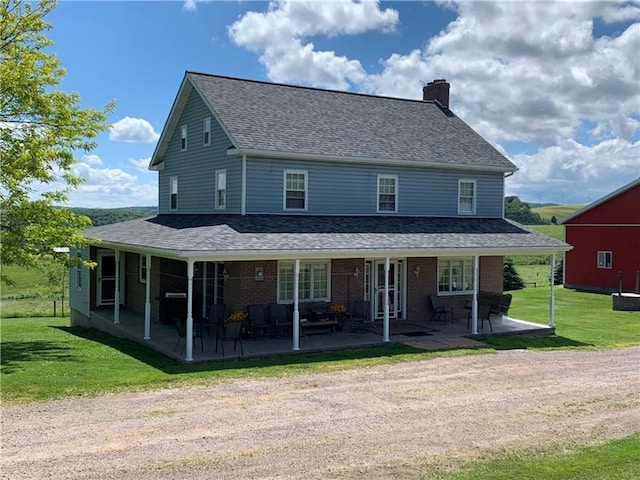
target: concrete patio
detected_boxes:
[87,308,554,362]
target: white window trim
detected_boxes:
[169,176,178,211]
[181,125,187,151]
[203,117,211,146]
[215,169,226,209]
[458,179,477,215]
[437,257,475,295]
[139,254,148,283]
[377,174,398,213]
[597,251,612,269]
[277,260,331,303]
[283,169,308,211]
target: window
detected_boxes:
[278,261,330,302]
[181,125,187,151]
[458,179,476,214]
[139,254,148,283]
[377,175,397,212]
[284,170,307,210]
[438,257,474,294]
[203,118,211,146]
[75,252,82,289]
[170,176,178,210]
[215,169,226,209]
[597,251,612,269]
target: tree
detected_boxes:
[504,196,549,225]
[554,258,564,285]
[0,0,112,283]
[503,257,525,291]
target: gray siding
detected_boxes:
[69,248,90,317]
[246,158,504,217]
[158,90,241,214]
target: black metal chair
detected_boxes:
[349,300,371,332]
[203,304,227,351]
[216,320,243,357]
[247,304,270,337]
[467,301,493,332]
[172,316,203,354]
[269,303,292,336]
[428,294,453,324]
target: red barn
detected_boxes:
[562,177,640,293]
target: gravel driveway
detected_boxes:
[2,347,640,479]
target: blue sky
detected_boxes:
[47,1,639,208]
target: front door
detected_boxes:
[372,260,404,320]
[97,251,116,306]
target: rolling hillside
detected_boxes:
[532,204,584,222]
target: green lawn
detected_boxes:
[2,288,639,404]
[1,264,68,318]
[438,432,640,480]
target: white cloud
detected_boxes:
[183,0,197,12]
[228,0,399,89]
[82,154,103,166]
[109,117,160,143]
[128,157,153,173]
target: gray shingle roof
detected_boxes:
[183,72,516,171]
[85,215,569,259]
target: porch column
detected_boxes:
[144,253,152,340]
[549,254,556,328]
[292,259,300,351]
[185,260,195,362]
[383,257,390,342]
[113,249,120,324]
[471,255,479,334]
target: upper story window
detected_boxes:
[203,118,211,146]
[139,254,148,284]
[284,170,307,210]
[458,179,476,215]
[215,169,226,209]
[377,175,398,212]
[597,251,612,269]
[438,257,474,294]
[181,125,187,151]
[278,261,330,302]
[170,176,178,210]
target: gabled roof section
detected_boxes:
[561,177,640,224]
[151,71,517,171]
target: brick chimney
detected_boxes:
[423,79,450,108]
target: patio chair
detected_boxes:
[269,303,292,336]
[428,294,453,324]
[203,304,227,351]
[216,320,243,357]
[348,300,371,332]
[466,301,493,332]
[171,316,203,354]
[248,304,270,337]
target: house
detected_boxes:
[561,177,640,293]
[69,72,570,361]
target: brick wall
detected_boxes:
[223,260,278,312]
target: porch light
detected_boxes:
[353,267,360,278]
[222,268,229,280]
[414,265,421,277]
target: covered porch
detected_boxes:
[87,307,553,362]
[73,214,570,362]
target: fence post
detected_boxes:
[617,271,623,295]
[53,300,57,317]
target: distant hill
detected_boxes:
[72,207,157,226]
[532,204,584,222]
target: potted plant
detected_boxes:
[226,310,249,335]
[330,303,347,331]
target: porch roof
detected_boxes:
[85,214,570,260]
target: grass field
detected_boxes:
[532,204,584,221]
[1,264,69,318]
